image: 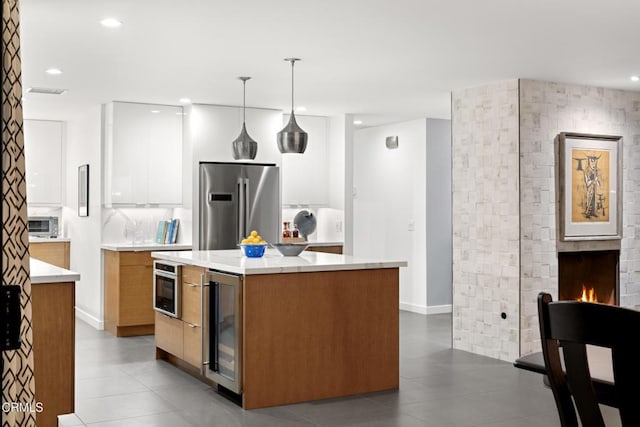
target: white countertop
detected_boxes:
[29,236,71,243]
[151,249,407,275]
[30,258,80,284]
[102,243,193,252]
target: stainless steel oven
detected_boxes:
[202,270,243,394]
[153,260,181,318]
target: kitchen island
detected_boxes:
[151,249,406,409]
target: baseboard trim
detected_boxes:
[399,302,427,315]
[426,304,452,315]
[75,307,103,330]
[399,303,452,315]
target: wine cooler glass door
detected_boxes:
[203,270,243,394]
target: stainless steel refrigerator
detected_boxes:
[199,162,280,250]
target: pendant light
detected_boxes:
[277,58,308,154]
[232,76,258,160]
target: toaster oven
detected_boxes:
[27,216,59,238]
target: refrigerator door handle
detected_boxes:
[200,276,210,377]
[244,178,250,234]
[237,178,244,243]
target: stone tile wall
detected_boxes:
[451,80,521,361]
[519,79,640,355]
[453,79,640,361]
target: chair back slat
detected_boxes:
[561,342,605,427]
[537,292,640,427]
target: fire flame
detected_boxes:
[577,285,598,303]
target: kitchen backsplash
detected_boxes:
[102,207,192,245]
[281,207,344,243]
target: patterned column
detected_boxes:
[1,0,37,426]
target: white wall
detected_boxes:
[426,119,452,309]
[187,104,283,247]
[281,114,329,206]
[328,115,346,211]
[62,105,104,329]
[335,114,355,254]
[353,119,427,313]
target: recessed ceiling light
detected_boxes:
[101,18,122,28]
[45,68,63,75]
[150,110,160,114]
[353,120,363,125]
[179,98,191,104]
[631,75,640,82]
[296,106,307,112]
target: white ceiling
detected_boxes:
[20,0,640,126]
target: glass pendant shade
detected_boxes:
[232,77,258,160]
[277,58,307,154]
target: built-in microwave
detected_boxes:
[153,261,181,318]
[27,216,59,238]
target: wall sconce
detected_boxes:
[385,136,398,149]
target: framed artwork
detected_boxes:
[78,164,89,217]
[558,132,622,241]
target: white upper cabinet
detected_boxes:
[24,120,63,205]
[281,114,329,206]
[104,102,183,205]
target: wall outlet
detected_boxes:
[408,220,415,231]
[335,220,343,233]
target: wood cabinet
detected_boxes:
[31,281,75,427]
[156,265,204,368]
[155,312,183,358]
[29,241,70,269]
[306,244,343,254]
[242,268,398,409]
[182,322,202,367]
[24,120,63,206]
[104,250,155,336]
[103,102,183,206]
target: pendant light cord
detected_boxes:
[291,60,295,112]
[243,79,246,123]
[284,58,301,113]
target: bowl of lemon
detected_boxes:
[240,230,268,258]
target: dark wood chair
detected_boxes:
[537,292,640,427]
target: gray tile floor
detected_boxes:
[59,312,621,426]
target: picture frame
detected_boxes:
[558,132,622,241]
[78,164,89,217]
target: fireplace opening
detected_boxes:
[557,250,619,305]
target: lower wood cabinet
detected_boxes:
[306,244,343,254]
[182,322,202,367]
[31,281,75,427]
[104,250,154,337]
[156,265,204,369]
[155,312,183,359]
[29,241,70,269]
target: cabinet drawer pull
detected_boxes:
[185,282,199,288]
[187,323,199,328]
